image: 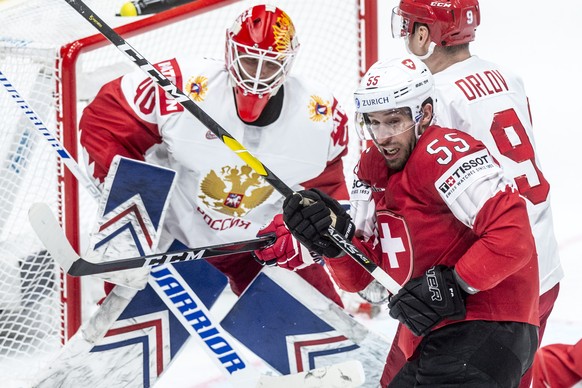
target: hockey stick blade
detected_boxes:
[29,202,274,277]
[256,360,365,388]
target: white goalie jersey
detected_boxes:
[432,55,563,294]
[79,57,350,251]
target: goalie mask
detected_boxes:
[354,56,434,146]
[392,0,480,58]
[226,4,299,122]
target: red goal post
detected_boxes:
[0,0,378,384]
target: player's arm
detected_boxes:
[429,138,535,292]
[324,236,379,292]
[324,169,382,292]
[79,72,163,183]
[454,186,535,292]
[387,171,534,336]
[271,162,382,291]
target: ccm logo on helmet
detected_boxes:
[431,2,452,7]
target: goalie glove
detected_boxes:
[282,188,355,258]
[253,214,318,271]
[388,265,467,336]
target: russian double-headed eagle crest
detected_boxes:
[199,165,274,217]
[308,95,332,122]
[186,75,208,102]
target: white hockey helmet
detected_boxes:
[354,56,434,140]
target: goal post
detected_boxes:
[0,0,378,385]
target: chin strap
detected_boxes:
[405,36,436,61]
[416,42,436,60]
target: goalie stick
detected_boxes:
[63,0,402,295]
[28,202,274,276]
[0,69,101,199]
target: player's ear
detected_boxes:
[421,101,433,126]
[419,102,433,134]
[415,24,431,49]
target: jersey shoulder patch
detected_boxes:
[435,147,501,205]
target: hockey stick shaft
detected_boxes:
[29,202,274,276]
[0,70,102,200]
[63,0,401,294]
[73,235,274,275]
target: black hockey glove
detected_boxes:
[282,188,354,258]
[388,265,466,336]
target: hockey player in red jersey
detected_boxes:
[259,55,541,386]
[78,4,349,306]
[388,1,563,386]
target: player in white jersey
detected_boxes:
[389,0,563,386]
[78,4,349,306]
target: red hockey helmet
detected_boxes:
[226,4,299,122]
[392,0,480,46]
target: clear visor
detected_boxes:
[391,7,410,39]
[228,40,296,95]
[355,109,416,142]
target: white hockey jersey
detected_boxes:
[433,55,563,294]
[79,57,349,252]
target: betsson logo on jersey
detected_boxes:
[435,149,500,204]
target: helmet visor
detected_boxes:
[358,109,416,142]
[391,7,410,39]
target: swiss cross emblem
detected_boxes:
[402,58,416,70]
[438,176,456,194]
[224,193,243,208]
[376,210,414,286]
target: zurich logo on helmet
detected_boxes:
[355,98,361,109]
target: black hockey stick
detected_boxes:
[29,202,274,276]
[63,0,402,294]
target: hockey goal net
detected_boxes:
[0,0,378,385]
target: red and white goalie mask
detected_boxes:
[226,4,299,122]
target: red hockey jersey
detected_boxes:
[327,125,540,358]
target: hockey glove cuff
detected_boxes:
[253,214,318,271]
[388,265,466,336]
[282,188,354,258]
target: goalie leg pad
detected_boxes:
[88,156,177,289]
[221,267,391,385]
